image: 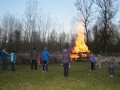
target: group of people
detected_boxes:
[31,47,49,72]
[31,47,71,77]
[89,54,116,78]
[60,49,116,78]
[0,47,71,77]
[0,48,16,71]
[0,47,116,78]
[0,47,50,73]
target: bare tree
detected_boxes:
[1,13,10,48]
[92,0,119,54]
[13,21,22,53]
[47,29,58,52]
[0,27,3,48]
[75,0,94,44]
[57,31,66,51]
[1,13,16,51]
[24,0,38,48]
[1,13,23,53]
[92,25,102,53]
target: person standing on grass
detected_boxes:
[89,53,96,72]
[108,56,116,78]
[10,50,16,71]
[61,48,70,77]
[96,54,102,69]
[37,52,41,65]
[31,47,38,70]
[0,48,9,71]
[41,47,50,72]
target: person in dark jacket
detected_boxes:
[41,47,50,72]
[62,48,70,77]
[0,48,9,70]
[31,48,38,70]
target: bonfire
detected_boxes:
[70,20,90,60]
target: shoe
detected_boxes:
[110,75,113,77]
[89,70,92,72]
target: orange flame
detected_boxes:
[70,20,90,59]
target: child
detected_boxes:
[96,55,102,69]
[89,53,96,71]
[37,54,41,65]
[108,56,116,77]
[10,50,16,71]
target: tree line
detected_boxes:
[0,0,76,54]
[0,0,120,55]
[75,0,120,55]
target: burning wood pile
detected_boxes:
[70,20,90,60]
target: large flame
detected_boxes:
[70,20,90,59]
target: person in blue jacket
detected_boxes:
[41,47,50,72]
[0,48,9,70]
[10,50,16,71]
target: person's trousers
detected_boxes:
[31,60,37,70]
[98,61,101,69]
[11,62,16,71]
[43,61,48,72]
[91,62,95,71]
[109,68,115,76]
[2,60,7,70]
[63,63,69,77]
[96,61,101,69]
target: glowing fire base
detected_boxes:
[70,52,90,61]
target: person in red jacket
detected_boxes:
[37,53,41,65]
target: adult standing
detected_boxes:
[41,47,50,72]
[62,48,70,77]
[89,53,96,71]
[31,47,38,70]
[0,48,9,70]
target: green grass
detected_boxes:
[0,62,120,90]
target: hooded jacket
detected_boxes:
[41,49,49,61]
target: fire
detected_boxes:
[70,20,90,60]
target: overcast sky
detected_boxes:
[1,0,120,32]
[0,0,78,32]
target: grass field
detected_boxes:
[0,61,120,90]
